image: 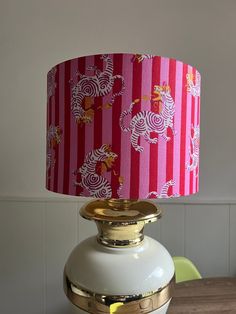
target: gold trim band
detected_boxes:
[95,221,145,248]
[80,199,162,248]
[64,274,175,313]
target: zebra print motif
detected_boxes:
[47,125,62,148]
[46,125,62,172]
[74,144,121,198]
[132,54,154,63]
[147,180,179,198]
[186,72,201,97]
[120,85,176,152]
[46,152,56,172]
[47,67,57,102]
[186,125,200,176]
[69,54,125,124]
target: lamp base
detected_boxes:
[64,236,174,314]
[64,199,175,314]
[71,300,171,314]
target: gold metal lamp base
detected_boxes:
[64,275,175,314]
[80,199,162,247]
[64,199,175,314]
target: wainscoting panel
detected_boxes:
[230,205,236,276]
[77,201,97,243]
[0,199,236,314]
[185,204,229,277]
[0,201,45,314]
[45,202,77,314]
[144,217,161,240]
[159,203,185,257]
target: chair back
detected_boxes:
[173,256,202,283]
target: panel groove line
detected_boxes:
[229,204,231,277]
[43,202,47,314]
[184,204,186,257]
[229,205,236,276]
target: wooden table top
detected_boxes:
[168,277,236,313]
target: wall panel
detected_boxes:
[185,204,229,277]
[77,201,97,243]
[160,204,185,257]
[230,205,236,276]
[0,201,45,314]
[45,202,77,314]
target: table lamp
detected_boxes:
[46,53,200,314]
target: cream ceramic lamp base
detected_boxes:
[64,200,175,314]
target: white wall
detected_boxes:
[0,0,236,200]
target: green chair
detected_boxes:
[173,256,202,283]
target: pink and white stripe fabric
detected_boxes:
[46,53,201,199]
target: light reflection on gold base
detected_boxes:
[80,199,162,248]
[64,274,175,314]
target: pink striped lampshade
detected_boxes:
[46,53,200,199]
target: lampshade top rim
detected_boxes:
[48,52,201,74]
